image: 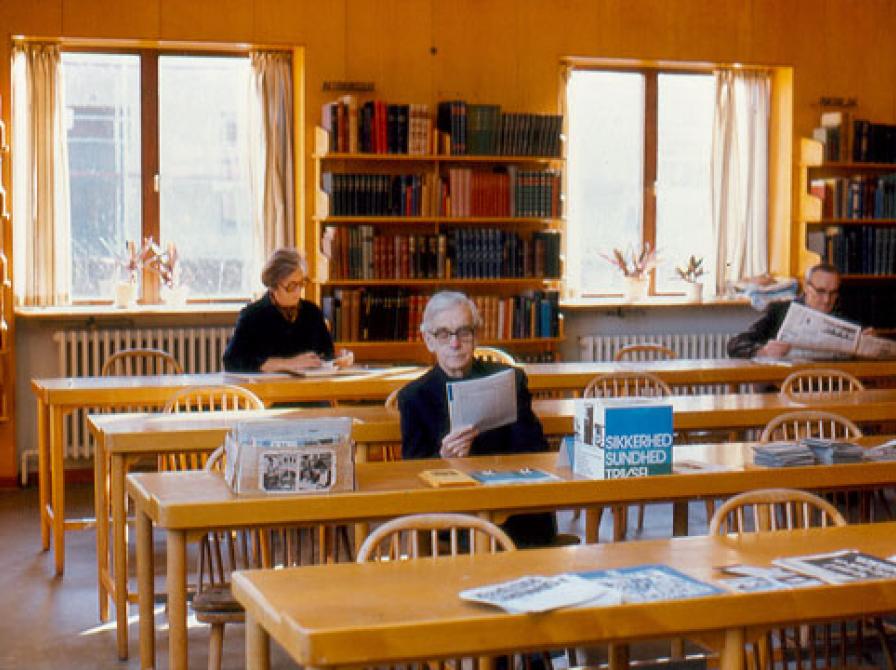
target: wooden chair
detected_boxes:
[161,385,264,470]
[379,388,402,461]
[582,372,672,538]
[474,345,517,365]
[781,368,865,401]
[101,347,183,376]
[583,371,672,399]
[613,343,677,362]
[759,410,863,443]
[709,488,892,670]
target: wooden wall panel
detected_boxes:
[61,0,159,39]
[157,0,253,43]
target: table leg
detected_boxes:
[50,405,66,575]
[672,501,689,536]
[37,399,50,550]
[608,643,630,670]
[584,507,600,543]
[94,438,109,621]
[245,611,271,670]
[167,529,188,670]
[111,454,129,659]
[136,505,155,669]
[719,628,745,670]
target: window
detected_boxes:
[566,68,716,296]
[60,51,254,301]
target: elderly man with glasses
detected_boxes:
[397,290,557,547]
[728,263,859,359]
[224,247,352,373]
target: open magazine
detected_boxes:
[460,574,620,613]
[446,368,517,432]
[772,550,896,584]
[776,302,896,359]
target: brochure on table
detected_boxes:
[447,368,517,433]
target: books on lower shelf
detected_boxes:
[808,223,896,276]
[773,550,896,584]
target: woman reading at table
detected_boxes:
[224,248,352,373]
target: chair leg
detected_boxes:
[636,504,645,532]
[208,622,224,670]
[705,498,716,525]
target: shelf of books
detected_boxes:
[312,97,565,363]
[799,137,896,281]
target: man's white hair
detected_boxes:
[420,291,482,333]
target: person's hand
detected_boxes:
[756,340,791,358]
[333,348,354,368]
[862,327,879,338]
[439,425,478,459]
[282,351,324,372]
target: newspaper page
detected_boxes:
[716,564,822,592]
[773,549,896,584]
[446,368,517,433]
[459,574,621,614]
[776,302,861,357]
[856,333,896,359]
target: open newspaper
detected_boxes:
[446,368,517,433]
[776,302,896,359]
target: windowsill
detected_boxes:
[560,295,752,310]
[15,302,248,320]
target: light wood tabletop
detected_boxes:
[128,442,896,670]
[231,522,896,670]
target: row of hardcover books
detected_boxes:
[812,111,896,164]
[812,225,896,275]
[320,96,562,157]
[811,174,896,219]
[321,289,561,343]
[322,169,562,218]
[328,227,561,280]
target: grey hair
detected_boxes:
[420,291,482,333]
[804,262,839,284]
[261,248,308,289]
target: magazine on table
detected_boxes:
[469,467,560,485]
[459,574,621,614]
[576,564,722,603]
[772,550,896,584]
[446,368,517,433]
[716,564,822,592]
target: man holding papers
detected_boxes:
[398,291,557,547]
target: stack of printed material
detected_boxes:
[800,438,863,464]
[864,439,896,461]
[752,441,815,467]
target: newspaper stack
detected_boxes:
[223,417,354,496]
[752,441,815,467]
[864,440,896,462]
[800,437,864,464]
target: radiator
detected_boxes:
[53,326,232,461]
[578,332,733,362]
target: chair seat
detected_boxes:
[192,586,243,613]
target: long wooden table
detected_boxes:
[128,443,896,670]
[32,358,896,576]
[231,523,896,670]
[92,389,896,658]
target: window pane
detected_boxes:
[159,55,253,298]
[567,71,644,294]
[655,73,715,293]
[62,53,142,300]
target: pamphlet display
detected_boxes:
[572,398,673,479]
[223,417,354,496]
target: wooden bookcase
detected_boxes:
[796,136,896,327]
[311,127,565,364]
[0,113,10,422]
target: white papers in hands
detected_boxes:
[776,302,861,358]
[459,574,621,614]
[447,368,517,433]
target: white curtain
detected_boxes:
[12,43,71,306]
[711,69,770,294]
[249,51,295,270]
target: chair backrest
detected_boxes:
[161,385,264,470]
[356,513,516,562]
[709,488,846,535]
[583,371,672,398]
[759,410,862,442]
[101,347,183,376]
[613,343,678,362]
[384,387,400,415]
[781,368,865,401]
[473,346,517,365]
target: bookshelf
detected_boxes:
[311,119,565,364]
[797,137,896,327]
[0,112,10,421]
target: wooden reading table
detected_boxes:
[232,522,896,670]
[128,443,896,669]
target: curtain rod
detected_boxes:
[12,35,296,53]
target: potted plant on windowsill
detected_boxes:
[676,255,705,303]
[602,243,658,302]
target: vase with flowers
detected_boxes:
[102,238,154,307]
[601,243,658,302]
[147,241,186,305]
[676,255,705,303]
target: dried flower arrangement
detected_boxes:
[601,242,658,280]
[675,255,705,284]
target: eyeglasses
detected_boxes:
[429,326,475,345]
[279,278,310,293]
[807,282,839,298]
